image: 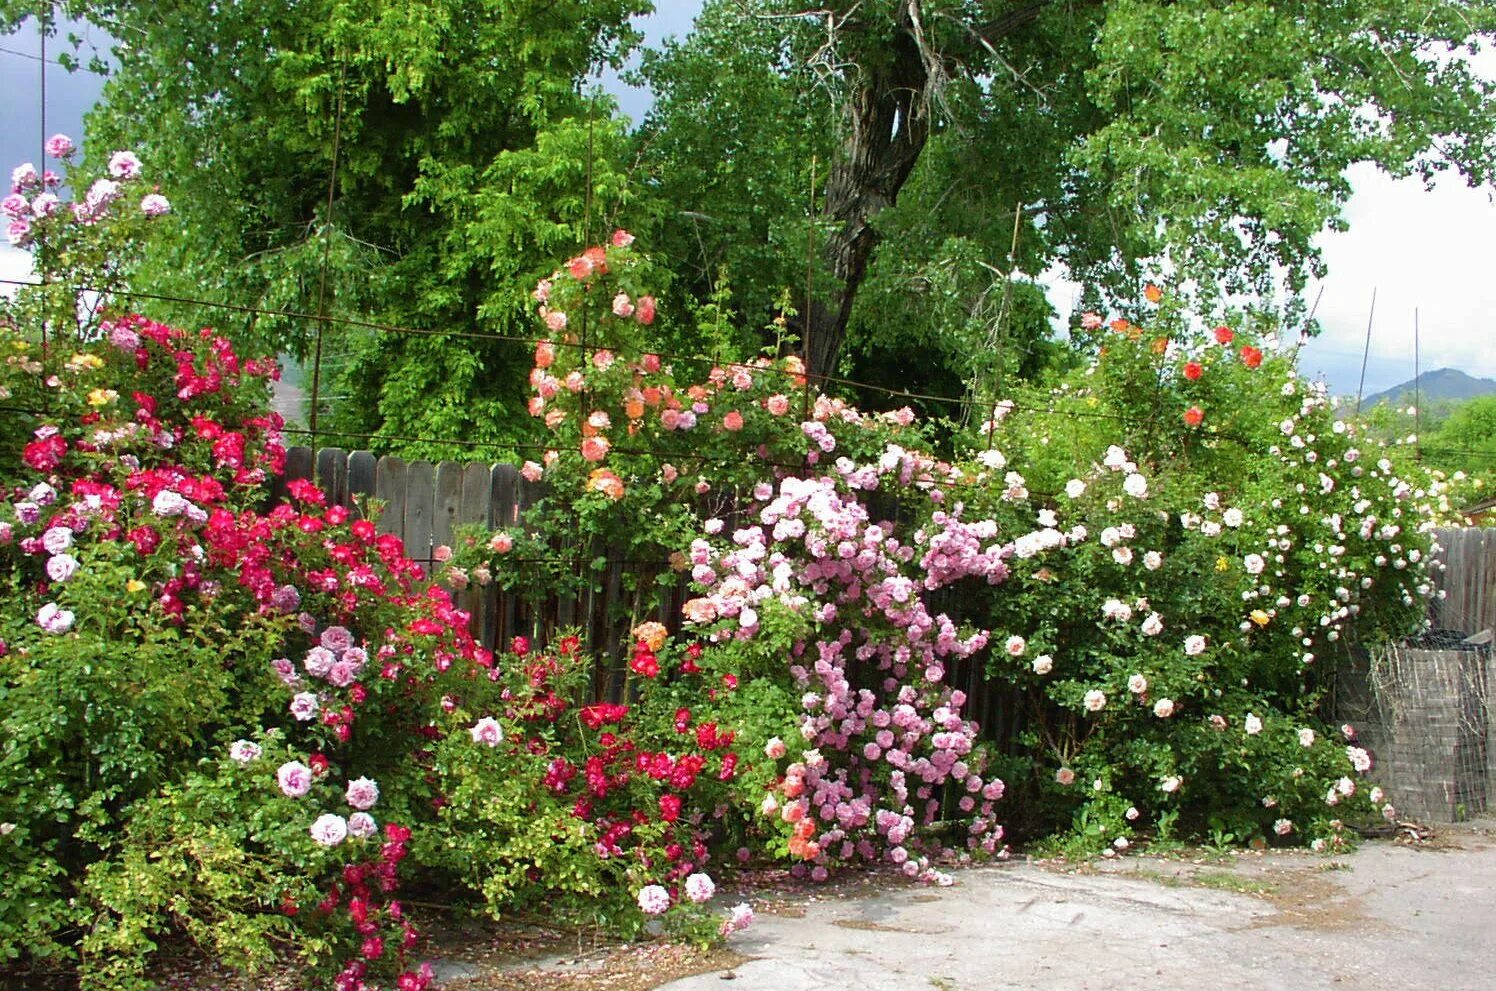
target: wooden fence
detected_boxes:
[281,449,1496,749]
[1430,527,1496,637]
[275,446,696,703]
[274,445,1026,736]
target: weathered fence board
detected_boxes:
[1431,527,1496,638]
[403,460,436,566]
[373,455,406,536]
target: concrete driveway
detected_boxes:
[662,822,1496,991]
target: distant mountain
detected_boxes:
[1359,368,1496,409]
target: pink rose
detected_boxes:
[309,813,348,846]
[470,716,504,746]
[636,295,656,325]
[107,150,142,180]
[45,133,74,159]
[611,293,634,318]
[345,776,380,810]
[278,761,313,798]
[580,436,610,462]
[637,884,670,915]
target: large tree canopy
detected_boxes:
[642,0,1496,379]
[8,0,1495,444]
[3,0,649,451]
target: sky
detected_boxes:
[3,5,1493,398]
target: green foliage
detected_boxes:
[1425,395,1496,478]
[6,0,652,454]
[78,741,342,991]
[948,299,1453,851]
[640,0,1496,386]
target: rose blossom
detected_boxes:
[290,692,320,721]
[764,737,787,759]
[1153,698,1175,718]
[1083,689,1107,712]
[1160,775,1182,793]
[1184,635,1207,656]
[1031,654,1053,675]
[320,625,355,654]
[470,716,504,746]
[1004,635,1026,656]
[1244,714,1264,735]
[722,902,754,936]
[637,884,671,915]
[230,740,262,763]
[304,646,337,678]
[36,602,75,634]
[45,133,74,158]
[1127,674,1148,695]
[42,527,73,554]
[684,873,716,904]
[108,150,143,179]
[310,813,348,847]
[346,776,380,810]
[277,761,313,798]
[348,812,378,839]
[46,554,78,583]
[1298,728,1316,747]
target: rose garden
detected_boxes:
[2,124,1489,991]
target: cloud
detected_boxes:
[1299,163,1496,396]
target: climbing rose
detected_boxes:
[346,776,380,810]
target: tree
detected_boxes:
[1427,395,1496,475]
[4,0,650,453]
[643,1,1496,381]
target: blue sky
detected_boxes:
[4,4,1493,398]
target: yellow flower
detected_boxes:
[1250,609,1271,627]
[1215,555,1230,572]
[126,579,146,593]
[66,353,104,372]
[87,388,119,407]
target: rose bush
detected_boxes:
[0,148,1462,988]
[947,297,1460,851]
[453,252,1454,864]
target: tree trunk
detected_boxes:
[801,1,1068,381]
[804,14,930,381]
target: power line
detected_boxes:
[0,275,1195,428]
